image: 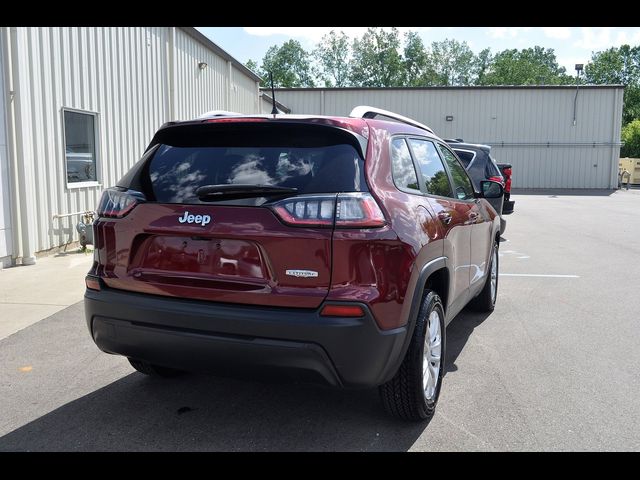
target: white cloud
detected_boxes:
[487,27,532,39]
[572,27,640,50]
[573,27,613,50]
[242,27,429,43]
[541,27,572,40]
[615,30,640,45]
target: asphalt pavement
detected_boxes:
[1,189,639,451]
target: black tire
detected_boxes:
[469,240,499,312]
[128,358,184,378]
[379,291,445,421]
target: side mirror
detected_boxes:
[480,180,504,199]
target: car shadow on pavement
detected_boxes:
[0,370,430,452]
[0,302,488,452]
[444,308,493,375]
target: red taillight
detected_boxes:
[96,188,145,219]
[85,276,101,291]
[320,304,365,317]
[502,168,512,193]
[335,193,386,228]
[270,193,386,228]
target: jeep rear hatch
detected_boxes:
[93,121,380,308]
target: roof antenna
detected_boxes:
[269,72,279,115]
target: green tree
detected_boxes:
[313,30,351,87]
[244,59,262,79]
[585,45,640,124]
[402,31,428,86]
[621,119,640,157]
[349,27,404,87]
[474,48,493,86]
[259,40,316,88]
[481,46,572,86]
[424,39,477,86]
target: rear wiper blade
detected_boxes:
[196,184,297,200]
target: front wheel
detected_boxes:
[379,291,445,421]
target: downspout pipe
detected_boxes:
[3,27,35,265]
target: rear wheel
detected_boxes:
[379,291,445,421]
[128,358,184,378]
[470,240,499,312]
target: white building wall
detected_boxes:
[0,32,13,267]
[273,86,624,189]
[1,27,260,262]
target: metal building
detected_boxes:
[0,27,262,268]
[271,86,624,190]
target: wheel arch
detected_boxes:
[387,257,450,380]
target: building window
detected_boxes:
[63,109,98,186]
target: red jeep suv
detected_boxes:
[84,106,503,421]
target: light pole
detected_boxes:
[573,63,584,126]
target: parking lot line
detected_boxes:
[500,274,580,278]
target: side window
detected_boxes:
[453,149,474,168]
[390,138,420,192]
[408,139,452,198]
[63,109,98,185]
[439,144,475,201]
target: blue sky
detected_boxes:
[196,27,640,76]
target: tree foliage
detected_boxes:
[585,45,640,125]
[425,39,477,86]
[480,47,571,85]
[258,40,315,88]
[349,27,404,87]
[313,30,351,87]
[621,119,640,158]
[402,31,429,86]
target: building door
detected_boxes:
[0,33,13,267]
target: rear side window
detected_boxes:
[408,139,452,198]
[487,156,502,177]
[390,138,420,192]
[439,144,475,201]
[453,149,475,168]
[147,143,366,204]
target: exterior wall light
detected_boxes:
[198,62,208,70]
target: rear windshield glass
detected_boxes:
[147,143,366,204]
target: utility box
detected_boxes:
[619,158,640,184]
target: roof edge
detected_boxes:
[260,93,291,114]
[263,85,625,92]
[181,27,262,83]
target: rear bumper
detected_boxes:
[84,287,408,388]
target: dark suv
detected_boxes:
[445,140,509,234]
[85,106,503,421]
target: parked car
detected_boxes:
[445,139,513,234]
[498,162,514,215]
[85,106,503,421]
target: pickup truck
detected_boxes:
[497,163,515,215]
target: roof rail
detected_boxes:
[198,110,243,119]
[349,106,434,134]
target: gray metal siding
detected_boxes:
[174,29,259,118]
[0,32,12,265]
[275,87,624,189]
[2,27,260,257]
